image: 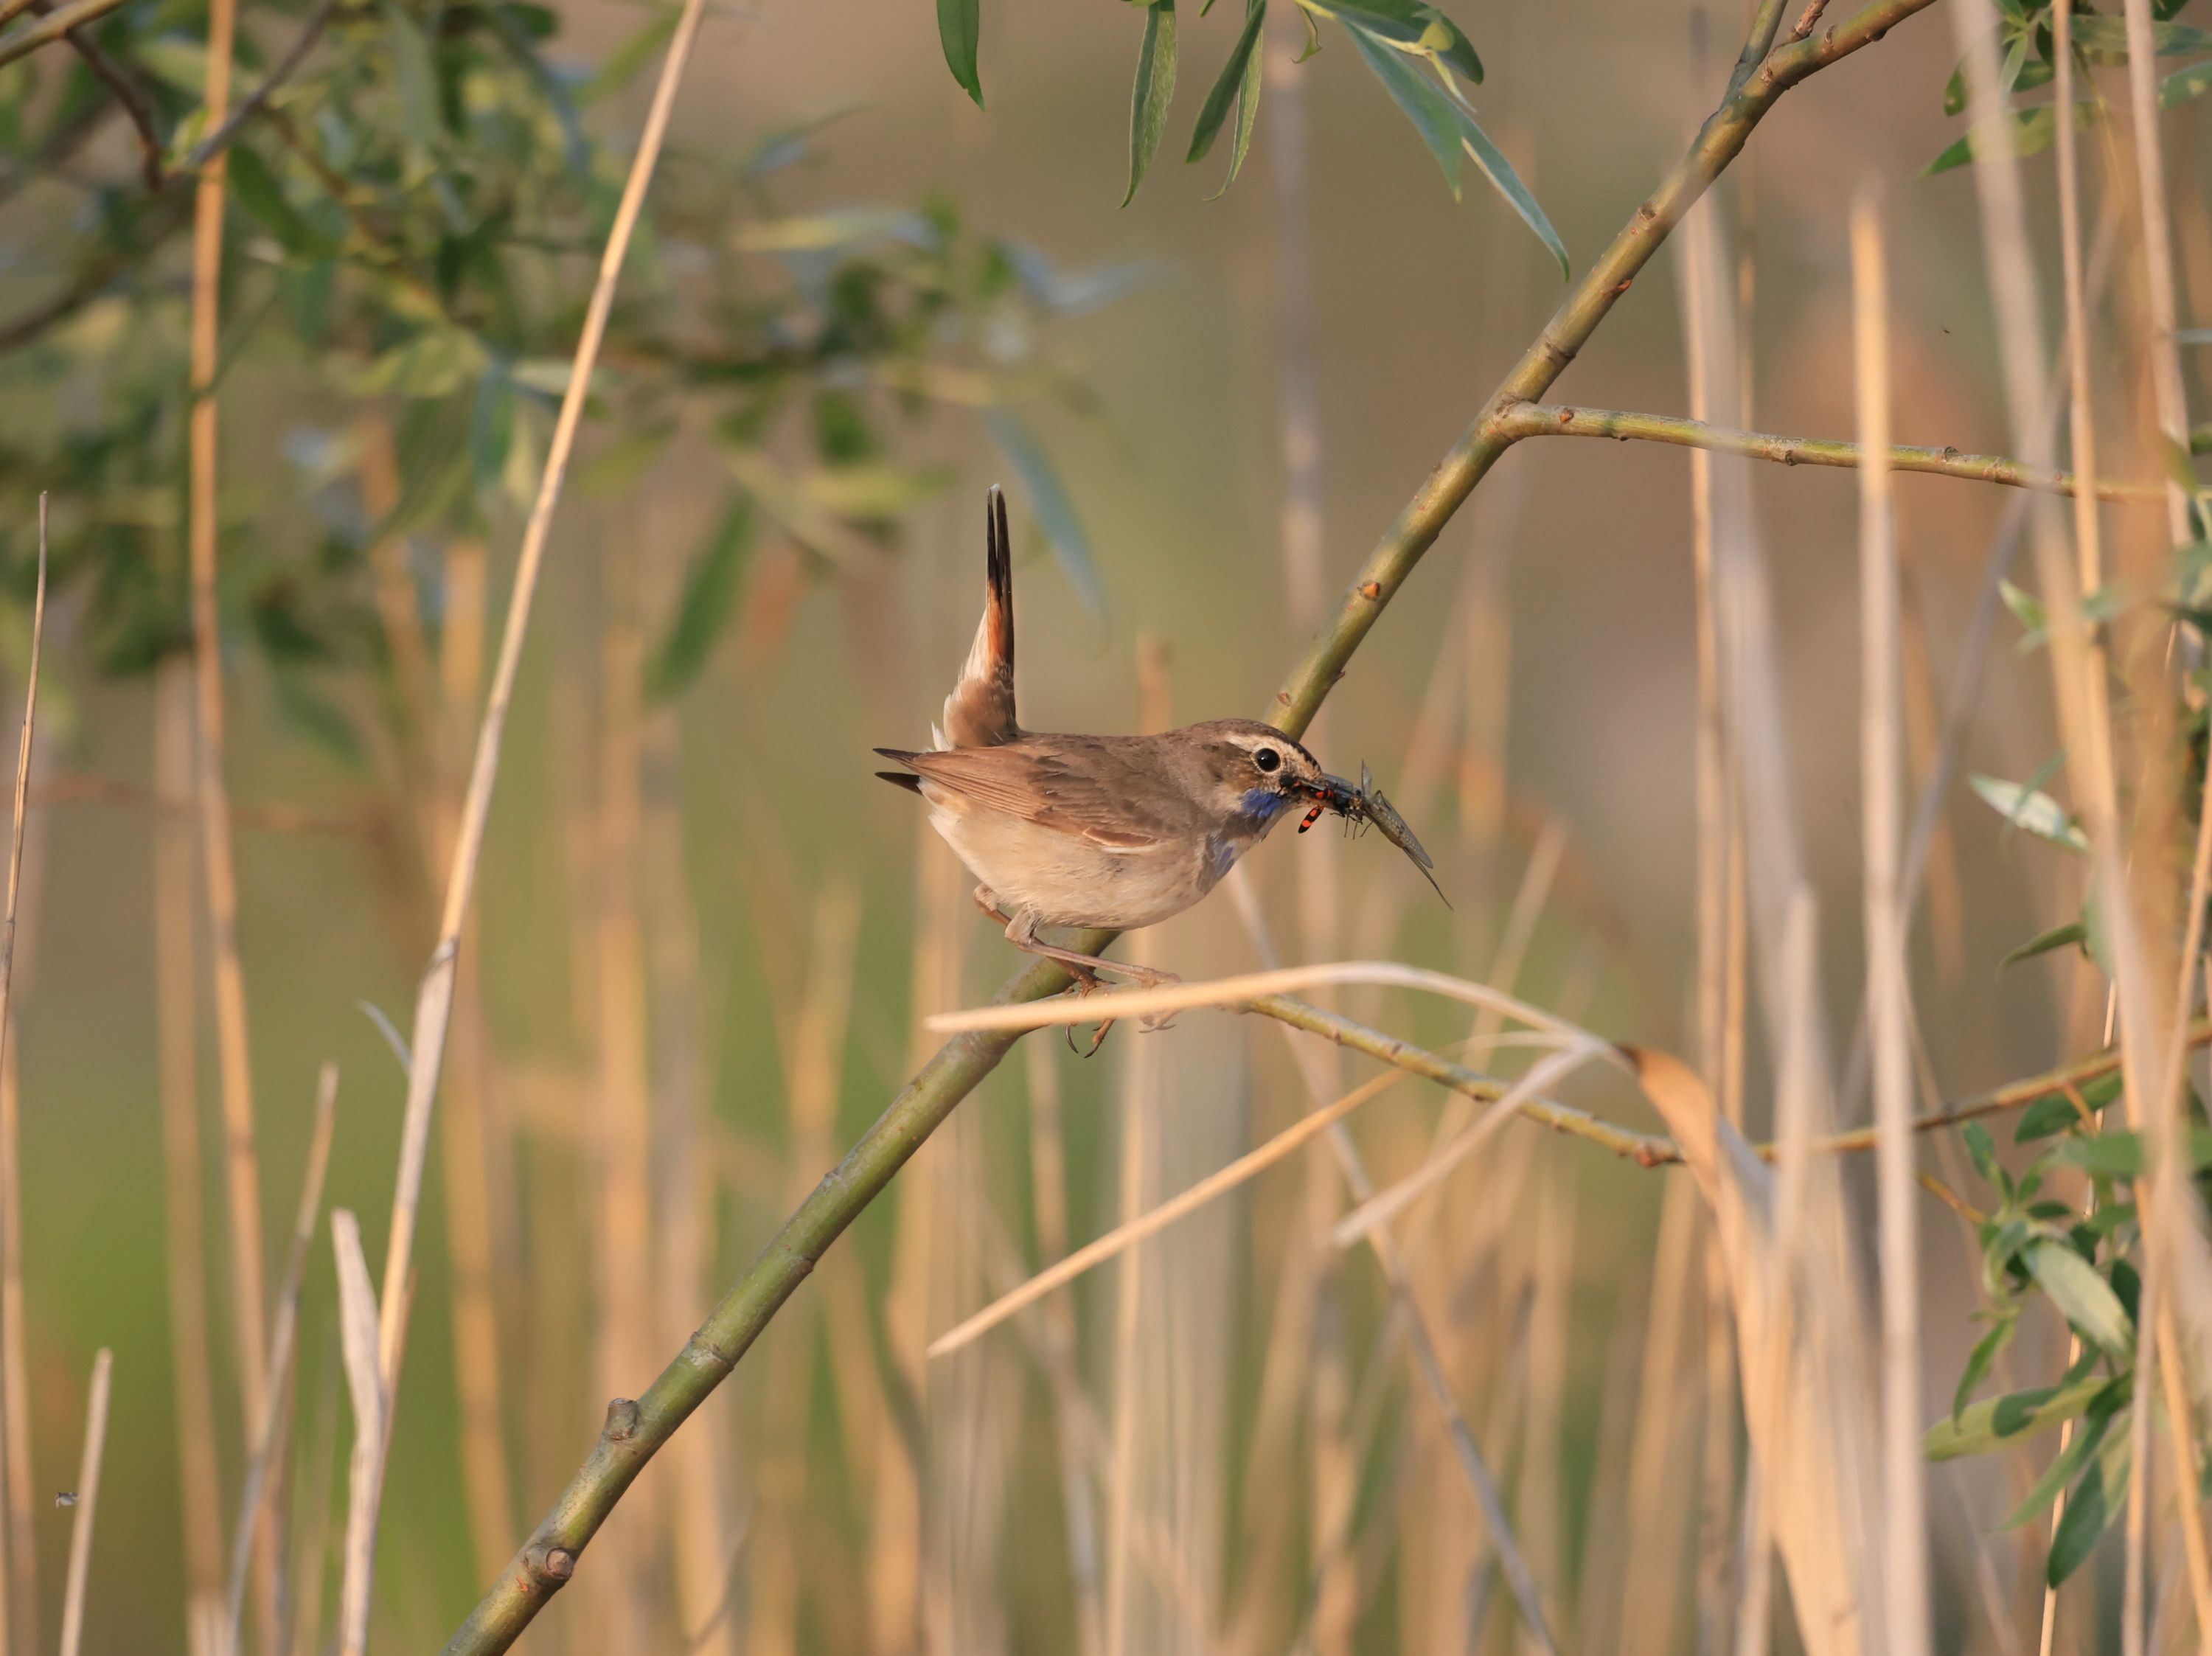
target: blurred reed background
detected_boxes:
[0,0,2208,1649]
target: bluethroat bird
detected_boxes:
[875,486,1350,1009]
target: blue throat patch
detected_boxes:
[1238,787,1291,825]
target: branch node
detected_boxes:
[602,1397,640,1442]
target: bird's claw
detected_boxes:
[1062,968,1116,1057]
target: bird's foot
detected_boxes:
[1111,963,1181,1031]
[1062,970,1116,1057]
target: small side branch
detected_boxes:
[0,0,133,71]
[1490,400,2166,501]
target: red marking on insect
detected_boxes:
[1297,801,1327,834]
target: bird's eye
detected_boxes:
[1253,747,1281,773]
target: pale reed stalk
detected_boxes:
[1853,189,1930,1656]
[591,527,658,1649]
[639,512,737,1656]
[55,1349,112,1656]
[221,1065,338,1656]
[0,499,46,1656]
[352,1,711,1632]
[1104,639,1170,1656]
[186,17,276,1629]
[153,657,225,1652]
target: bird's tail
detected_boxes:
[937,484,1020,748]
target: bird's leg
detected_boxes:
[1003,910,1183,1052]
[1003,909,1178,989]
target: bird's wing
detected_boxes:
[938,487,1020,749]
[875,742,1178,851]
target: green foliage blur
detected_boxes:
[0,0,1132,753]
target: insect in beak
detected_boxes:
[1296,801,1328,834]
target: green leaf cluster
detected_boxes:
[933,0,1565,275]
[1928,0,2212,173]
[0,0,1131,768]
[1933,1119,2145,1584]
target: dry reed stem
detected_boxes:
[2048,11,2212,1651]
[222,1062,338,1656]
[288,1351,343,1656]
[2118,0,2197,547]
[1517,1163,1573,1655]
[55,1348,112,1656]
[1222,894,1560,1655]
[931,1065,1416,1360]
[349,0,708,1631]
[186,0,276,1569]
[591,528,657,1650]
[753,880,863,1656]
[961,967,2202,1165]
[1266,46,1360,1639]
[1613,1177,1699,1656]
[1103,639,1169,1656]
[2122,0,2212,1629]
[1854,188,1930,1656]
[928,964,1587,1042]
[153,656,226,1649]
[371,470,512,1587]
[1639,978,1881,1652]
[1677,153,1746,1656]
[333,1210,385,1656]
[1020,1040,1105,1656]
[0,1039,25,1656]
[869,820,961,1655]
[372,0,709,1385]
[639,535,737,1656]
[0,498,46,1656]
[1329,1042,1606,1247]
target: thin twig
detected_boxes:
[0,0,133,71]
[29,772,378,837]
[941,970,2212,1171]
[1329,1042,1609,1248]
[55,1348,112,1656]
[181,0,344,174]
[1489,401,2154,499]
[1787,0,1832,43]
[38,5,161,189]
[223,1064,339,1656]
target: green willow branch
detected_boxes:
[442,3,1944,1649]
[1266,994,2211,1170]
[1264,0,1939,728]
[1490,400,2167,501]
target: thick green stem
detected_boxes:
[1265,0,1941,737]
[1492,401,2156,501]
[441,3,1942,1649]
